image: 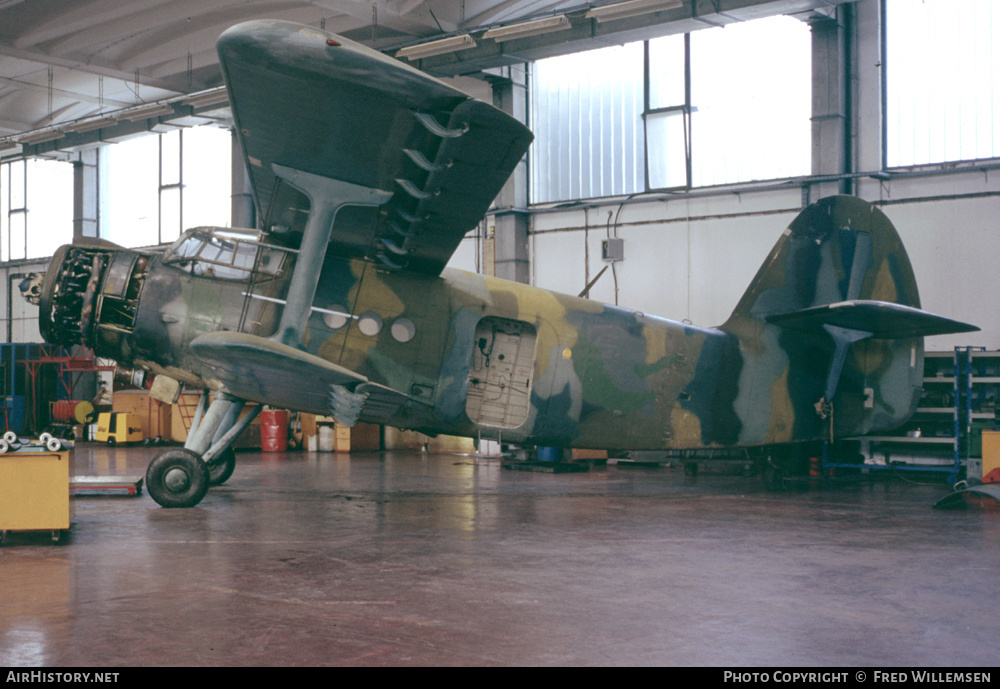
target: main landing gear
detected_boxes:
[145,391,258,508]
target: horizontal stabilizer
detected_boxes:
[765,300,979,339]
[934,482,1000,509]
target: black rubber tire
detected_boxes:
[107,437,116,447]
[146,449,210,508]
[206,447,236,486]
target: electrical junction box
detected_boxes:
[602,237,624,262]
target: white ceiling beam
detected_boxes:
[0,75,132,108]
[304,0,459,35]
[12,0,183,49]
[460,0,568,28]
[0,41,182,93]
[28,102,80,128]
[41,0,296,56]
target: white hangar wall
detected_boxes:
[455,0,999,353]
[528,190,802,329]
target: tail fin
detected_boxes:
[721,195,977,443]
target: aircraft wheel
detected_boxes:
[207,447,236,486]
[146,449,210,508]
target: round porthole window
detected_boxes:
[391,317,416,343]
[358,312,383,336]
[322,305,349,330]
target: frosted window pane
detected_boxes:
[690,16,811,186]
[647,111,687,189]
[886,0,999,166]
[183,126,232,230]
[649,34,685,109]
[26,159,73,259]
[102,134,159,247]
[161,128,181,186]
[531,42,644,203]
[160,186,181,244]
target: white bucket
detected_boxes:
[318,425,335,452]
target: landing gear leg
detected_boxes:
[145,391,260,507]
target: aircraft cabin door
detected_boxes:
[465,317,537,429]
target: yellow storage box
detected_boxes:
[0,450,72,542]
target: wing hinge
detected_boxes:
[367,108,474,271]
[328,384,369,427]
[413,111,469,138]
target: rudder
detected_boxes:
[721,195,976,444]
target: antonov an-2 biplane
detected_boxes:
[26,20,977,507]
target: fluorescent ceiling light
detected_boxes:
[119,102,175,121]
[586,0,684,22]
[482,15,571,42]
[182,87,229,109]
[17,127,64,145]
[66,116,115,134]
[397,34,476,60]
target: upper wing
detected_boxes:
[217,20,533,276]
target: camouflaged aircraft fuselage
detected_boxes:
[35,197,975,452]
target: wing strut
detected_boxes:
[271,164,393,349]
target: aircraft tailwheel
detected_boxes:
[146,449,210,508]
[206,447,236,486]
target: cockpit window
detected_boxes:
[164,228,286,281]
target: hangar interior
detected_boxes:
[0,0,998,667]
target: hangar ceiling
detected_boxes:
[0,0,849,153]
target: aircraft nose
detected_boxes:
[43,246,108,346]
[37,242,150,355]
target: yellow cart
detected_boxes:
[95,412,144,446]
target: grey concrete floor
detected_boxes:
[0,443,997,667]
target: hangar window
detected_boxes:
[530,42,645,203]
[885,0,1000,167]
[685,16,811,187]
[100,125,231,248]
[530,15,811,201]
[0,158,73,262]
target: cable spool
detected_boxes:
[51,400,95,425]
